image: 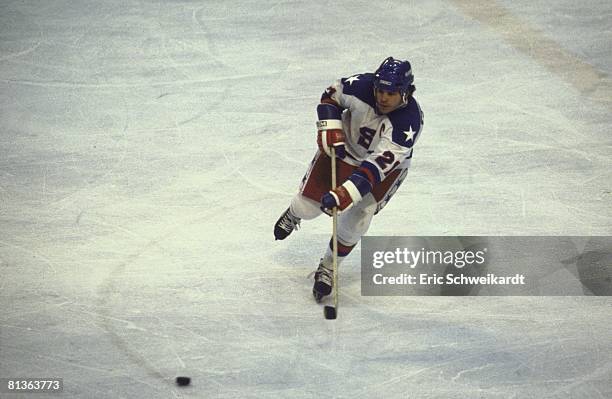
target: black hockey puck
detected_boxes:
[324,305,337,320]
[175,376,191,386]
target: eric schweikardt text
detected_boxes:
[370,247,525,287]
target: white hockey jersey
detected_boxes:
[322,73,424,185]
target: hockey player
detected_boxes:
[274,56,424,301]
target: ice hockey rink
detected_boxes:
[1,0,611,397]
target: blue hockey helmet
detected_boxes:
[373,56,415,97]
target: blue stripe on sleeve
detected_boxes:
[349,171,373,197]
[360,161,382,184]
[317,103,342,120]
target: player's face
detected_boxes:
[374,88,403,114]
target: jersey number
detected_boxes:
[375,151,400,176]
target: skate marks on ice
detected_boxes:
[93,200,246,392]
[334,295,612,399]
[449,0,611,108]
[0,35,43,63]
[93,176,276,394]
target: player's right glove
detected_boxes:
[320,185,353,214]
[320,169,374,215]
[316,103,346,159]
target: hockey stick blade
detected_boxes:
[324,305,337,320]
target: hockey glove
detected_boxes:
[316,103,346,159]
[320,170,374,215]
[321,186,352,215]
[317,129,346,159]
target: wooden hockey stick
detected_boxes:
[324,147,339,320]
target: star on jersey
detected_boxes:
[345,75,360,85]
[403,126,418,147]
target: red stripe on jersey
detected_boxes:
[357,166,376,186]
[300,152,403,204]
[320,97,341,108]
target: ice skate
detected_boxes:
[312,260,333,302]
[274,207,301,240]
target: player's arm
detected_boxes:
[316,80,348,159]
[321,144,410,214]
[320,166,373,213]
[321,117,422,213]
[316,103,346,159]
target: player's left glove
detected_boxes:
[321,186,352,214]
[320,170,373,215]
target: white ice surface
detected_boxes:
[1,1,611,398]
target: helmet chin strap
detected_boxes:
[375,102,406,115]
[374,89,409,115]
